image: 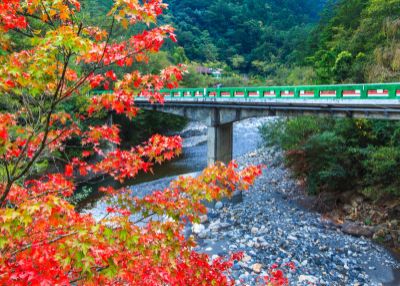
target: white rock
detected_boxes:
[209,222,221,232]
[247,241,254,247]
[242,253,252,263]
[192,223,205,234]
[198,230,208,239]
[249,152,257,158]
[298,275,318,284]
[251,263,263,273]
[251,227,259,234]
[300,260,308,266]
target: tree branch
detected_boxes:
[0,51,73,206]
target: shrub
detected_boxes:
[363,146,400,197]
[260,116,400,198]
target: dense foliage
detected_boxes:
[163,0,399,85]
[166,0,326,77]
[75,0,400,86]
[0,0,267,284]
[260,117,400,200]
[306,0,400,83]
[256,0,400,205]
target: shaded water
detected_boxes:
[78,118,268,212]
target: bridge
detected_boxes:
[125,83,400,165]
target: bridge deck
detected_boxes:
[158,83,400,100]
[134,83,400,119]
[95,83,400,119]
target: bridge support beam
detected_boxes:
[207,123,233,165]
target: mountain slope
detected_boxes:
[166,0,327,74]
[308,0,400,83]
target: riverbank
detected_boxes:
[193,145,400,285]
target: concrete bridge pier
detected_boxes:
[206,110,242,203]
[207,123,233,165]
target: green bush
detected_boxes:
[260,116,400,198]
[259,116,326,150]
[303,132,350,193]
[362,146,400,197]
[259,118,286,147]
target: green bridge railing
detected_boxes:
[93,83,400,100]
[156,83,400,100]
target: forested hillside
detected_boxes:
[166,0,326,76]
[79,0,399,85]
[165,0,400,85]
[308,0,400,83]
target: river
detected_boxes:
[79,117,268,216]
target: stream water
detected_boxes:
[79,117,268,215]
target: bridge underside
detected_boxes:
[138,98,400,122]
[136,98,400,164]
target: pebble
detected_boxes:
[251,227,259,234]
[198,230,208,239]
[192,223,205,234]
[188,119,399,285]
[298,275,318,284]
[251,263,263,274]
[242,253,252,263]
[200,215,208,223]
[215,201,223,209]
[87,118,400,285]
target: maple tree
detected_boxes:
[0,0,269,285]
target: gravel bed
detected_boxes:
[193,147,400,286]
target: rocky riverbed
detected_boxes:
[191,146,400,286]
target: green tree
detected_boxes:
[333,51,353,82]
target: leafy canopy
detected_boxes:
[0,0,264,284]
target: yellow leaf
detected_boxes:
[41,13,48,22]
[121,18,129,29]
[49,9,57,17]
[60,10,70,21]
